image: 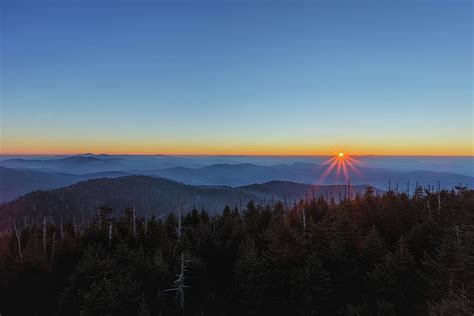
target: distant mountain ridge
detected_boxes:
[144,162,474,189]
[0,166,130,202]
[0,155,472,203]
[0,155,202,174]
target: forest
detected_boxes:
[0,185,472,315]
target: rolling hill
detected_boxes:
[0,176,257,230]
[238,180,374,201]
[0,176,377,230]
[0,166,130,203]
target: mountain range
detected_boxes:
[142,162,473,189]
[0,175,370,230]
[0,155,472,203]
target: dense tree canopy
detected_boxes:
[0,186,473,315]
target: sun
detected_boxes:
[316,150,363,187]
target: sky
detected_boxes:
[0,0,472,156]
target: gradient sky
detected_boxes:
[1,0,472,155]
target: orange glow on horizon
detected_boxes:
[1,148,472,156]
[0,139,472,156]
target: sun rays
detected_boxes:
[317,152,362,186]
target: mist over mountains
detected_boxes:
[0,154,472,203]
[0,155,201,174]
[143,162,473,189]
[2,154,472,175]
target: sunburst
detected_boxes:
[317,151,362,186]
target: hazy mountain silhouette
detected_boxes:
[0,176,377,229]
[0,157,116,173]
[0,155,201,174]
[0,166,130,202]
[1,156,472,203]
[145,162,473,189]
[0,176,257,229]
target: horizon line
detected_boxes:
[0,152,473,158]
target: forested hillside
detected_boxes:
[239,180,373,200]
[0,176,373,231]
[0,176,258,231]
[1,185,472,315]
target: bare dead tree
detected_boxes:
[301,206,306,235]
[43,217,47,258]
[81,211,85,233]
[437,181,441,212]
[348,179,352,200]
[132,208,137,238]
[176,193,182,240]
[108,222,113,246]
[14,223,22,262]
[164,252,190,310]
[73,214,77,235]
[60,215,64,241]
[138,294,150,316]
[51,232,56,261]
[144,215,149,237]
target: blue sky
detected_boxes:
[1,1,472,155]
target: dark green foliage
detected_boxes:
[0,187,473,315]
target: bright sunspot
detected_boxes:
[317,151,363,186]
